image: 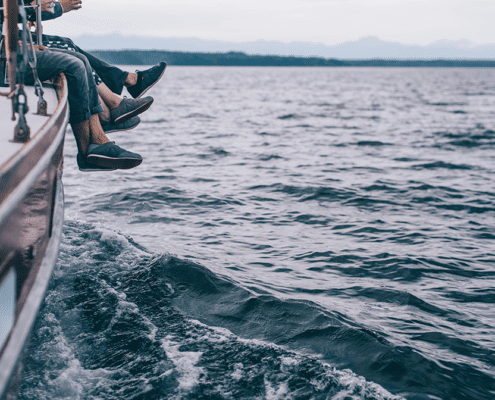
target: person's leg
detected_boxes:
[126,62,167,99]
[70,120,91,156]
[71,114,110,156]
[98,94,112,122]
[76,44,130,94]
[32,50,142,170]
[96,83,141,133]
[95,80,153,124]
[97,82,121,110]
[45,48,153,125]
[73,113,143,171]
[34,49,102,126]
[41,33,129,95]
[40,34,166,98]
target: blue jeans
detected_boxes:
[27,49,104,124]
[40,34,128,95]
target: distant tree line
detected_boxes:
[89,50,495,67]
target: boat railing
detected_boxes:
[0,0,49,142]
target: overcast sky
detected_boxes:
[44,0,495,46]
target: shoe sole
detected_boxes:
[113,98,154,124]
[134,62,167,99]
[78,167,117,172]
[77,155,118,171]
[104,120,141,134]
[86,155,143,170]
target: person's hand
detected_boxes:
[27,21,43,33]
[18,41,47,51]
[59,0,82,13]
[40,0,56,13]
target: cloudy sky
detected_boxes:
[45,0,495,46]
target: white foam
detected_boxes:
[99,229,130,250]
[330,367,405,400]
[31,313,126,400]
[189,319,234,343]
[280,356,298,367]
[186,320,404,400]
[99,279,159,344]
[34,220,406,400]
[231,363,244,380]
[161,336,204,391]
[264,378,289,400]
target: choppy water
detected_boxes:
[19,67,495,400]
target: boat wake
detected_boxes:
[18,220,403,400]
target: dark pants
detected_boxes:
[28,49,104,124]
[41,34,129,95]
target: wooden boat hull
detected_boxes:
[0,75,68,400]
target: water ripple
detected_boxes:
[45,67,495,400]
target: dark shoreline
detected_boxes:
[89,49,495,67]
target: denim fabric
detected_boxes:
[38,34,103,86]
[26,49,104,124]
[41,34,129,95]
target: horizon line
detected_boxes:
[88,49,495,62]
[74,33,495,49]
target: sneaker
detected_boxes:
[77,153,117,172]
[110,96,153,124]
[86,142,143,170]
[101,116,141,133]
[127,62,167,99]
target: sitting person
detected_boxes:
[28,0,166,133]
[28,44,145,172]
[39,0,81,21]
[0,0,146,171]
[31,0,167,100]
[1,0,157,171]
[43,33,167,100]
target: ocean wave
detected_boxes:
[19,221,404,400]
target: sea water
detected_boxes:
[19,67,495,400]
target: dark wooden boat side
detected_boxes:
[0,74,68,400]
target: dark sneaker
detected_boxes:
[110,96,153,124]
[86,142,143,170]
[101,116,141,133]
[127,61,167,99]
[77,153,117,172]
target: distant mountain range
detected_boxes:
[74,34,495,59]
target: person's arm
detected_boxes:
[27,0,56,22]
[37,0,82,22]
[41,1,63,21]
[59,0,82,14]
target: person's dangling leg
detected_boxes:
[32,49,143,171]
[97,82,120,110]
[71,115,109,155]
[98,94,112,123]
[96,84,142,133]
[40,33,167,98]
[40,33,129,94]
[97,80,154,125]
[47,48,153,125]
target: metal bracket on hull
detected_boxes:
[12,85,30,143]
